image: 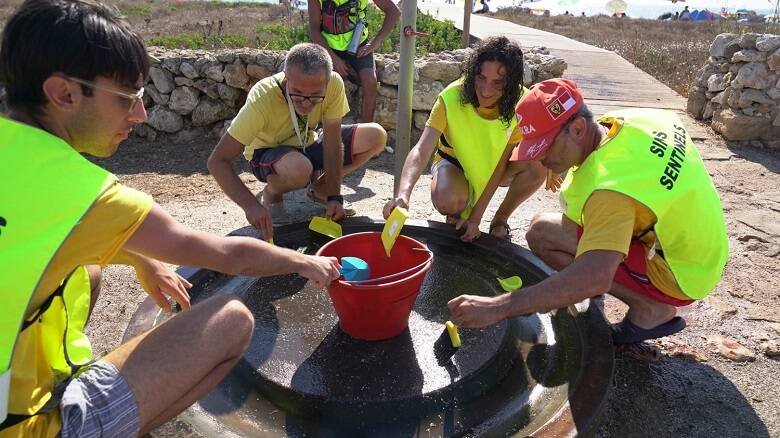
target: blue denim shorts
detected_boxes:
[58,360,140,438]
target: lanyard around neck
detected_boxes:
[284,87,309,152]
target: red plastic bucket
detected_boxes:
[316,231,433,340]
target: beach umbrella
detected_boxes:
[604,0,626,13]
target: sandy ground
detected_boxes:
[86,126,780,437]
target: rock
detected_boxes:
[374,96,398,129]
[705,335,755,362]
[378,61,418,86]
[735,210,780,239]
[696,64,717,86]
[736,89,775,107]
[702,102,714,120]
[710,33,739,58]
[174,77,194,87]
[216,52,235,63]
[223,63,249,89]
[180,62,199,79]
[711,89,730,105]
[413,111,429,130]
[707,73,729,92]
[760,340,780,358]
[168,86,200,115]
[216,83,242,106]
[192,79,220,100]
[246,64,273,79]
[161,57,181,75]
[745,306,780,323]
[757,34,780,52]
[412,80,444,111]
[737,33,759,49]
[523,65,534,86]
[711,108,770,140]
[172,127,208,143]
[733,62,772,89]
[732,49,767,63]
[191,97,235,126]
[769,48,780,71]
[657,337,708,362]
[768,87,780,100]
[531,54,567,77]
[771,323,780,336]
[707,296,738,318]
[149,66,175,94]
[145,83,169,106]
[686,87,707,120]
[145,107,184,133]
[377,84,398,98]
[419,59,462,83]
[204,63,224,83]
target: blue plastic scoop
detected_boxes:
[340,256,371,282]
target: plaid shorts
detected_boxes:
[58,360,140,438]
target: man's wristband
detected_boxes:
[327,195,344,204]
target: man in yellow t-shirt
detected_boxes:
[1,3,341,437]
[208,43,386,241]
[384,37,546,242]
[448,79,727,345]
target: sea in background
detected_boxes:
[216,0,775,19]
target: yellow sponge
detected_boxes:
[445,320,461,348]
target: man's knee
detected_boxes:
[356,122,386,156]
[272,153,314,189]
[526,213,554,254]
[210,294,254,353]
[432,190,467,216]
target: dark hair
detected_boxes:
[460,36,524,125]
[0,0,149,116]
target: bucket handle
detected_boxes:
[342,248,433,286]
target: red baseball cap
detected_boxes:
[511,78,584,161]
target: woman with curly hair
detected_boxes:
[383,36,547,241]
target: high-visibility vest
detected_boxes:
[319,0,368,51]
[439,78,519,219]
[560,109,728,299]
[0,117,112,432]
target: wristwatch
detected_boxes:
[327,195,344,204]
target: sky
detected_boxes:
[477,0,778,17]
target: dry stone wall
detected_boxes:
[688,33,780,144]
[135,46,566,144]
[0,47,566,145]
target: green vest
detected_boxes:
[439,79,518,219]
[319,0,368,51]
[560,109,728,299]
[0,117,111,426]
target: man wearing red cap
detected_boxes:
[448,78,728,345]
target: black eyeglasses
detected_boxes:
[67,76,144,114]
[287,93,325,105]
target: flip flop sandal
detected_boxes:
[306,185,356,217]
[616,342,662,363]
[611,316,686,345]
[489,220,513,240]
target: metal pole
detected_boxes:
[394,0,419,192]
[463,0,472,48]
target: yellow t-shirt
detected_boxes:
[425,95,523,161]
[3,180,153,438]
[574,119,688,301]
[228,71,350,160]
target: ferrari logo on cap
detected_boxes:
[547,102,562,117]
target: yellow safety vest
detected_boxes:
[319,0,368,51]
[0,117,112,434]
[560,109,728,299]
[439,78,520,219]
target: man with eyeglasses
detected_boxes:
[208,43,387,240]
[0,2,341,437]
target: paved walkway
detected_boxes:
[417,3,710,139]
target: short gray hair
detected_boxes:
[283,43,332,78]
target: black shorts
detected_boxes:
[249,125,357,182]
[332,41,376,74]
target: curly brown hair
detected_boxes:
[460,36,524,126]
